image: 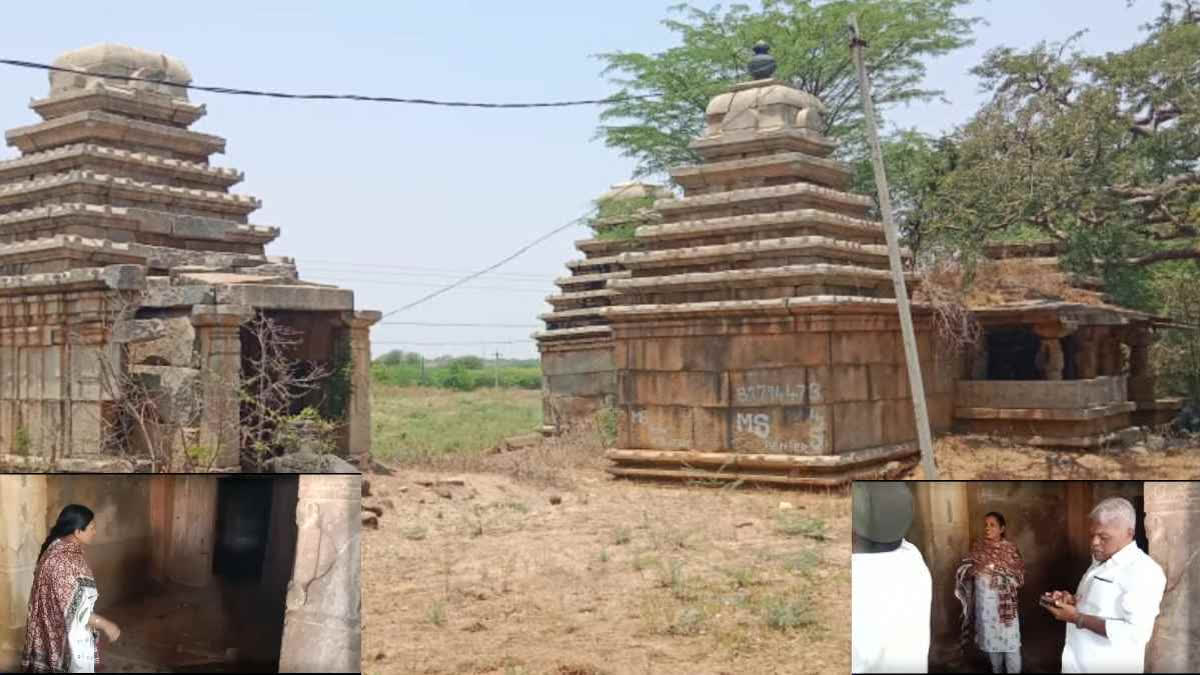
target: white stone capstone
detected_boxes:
[49,44,192,101]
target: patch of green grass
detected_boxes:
[774,512,827,540]
[762,595,814,632]
[426,600,447,627]
[372,386,542,462]
[782,549,821,574]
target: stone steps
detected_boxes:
[670,151,851,192]
[636,208,887,246]
[544,288,620,307]
[0,142,242,188]
[6,109,226,158]
[0,170,260,218]
[656,181,873,220]
[617,235,897,271]
[609,262,909,294]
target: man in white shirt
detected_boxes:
[851,481,933,673]
[1040,496,1166,673]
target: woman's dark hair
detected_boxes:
[39,504,94,559]
[984,511,1007,538]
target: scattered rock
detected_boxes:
[369,456,396,476]
[1129,444,1150,456]
[397,485,408,494]
[778,501,794,511]
[264,451,358,473]
[434,488,453,500]
[491,432,543,455]
[379,498,396,511]
[374,651,387,661]
[361,512,379,529]
[463,621,488,633]
[549,495,563,505]
[1146,434,1167,452]
[735,521,755,528]
[362,479,372,498]
[417,477,467,487]
[363,504,384,518]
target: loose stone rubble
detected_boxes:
[0,44,380,470]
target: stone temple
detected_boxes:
[538,47,1183,484]
[0,44,380,470]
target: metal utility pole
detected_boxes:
[494,350,501,388]
[848,15,937,479]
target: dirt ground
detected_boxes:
[362,431,1200,675]
[363,436,851,675]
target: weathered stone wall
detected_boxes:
[614,313,957,454]
[44,476,154,609]
[278,475,360,673]
[540,340,616,431]
[0,475,47,671]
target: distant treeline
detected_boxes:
[371,350,541,390]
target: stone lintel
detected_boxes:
[1032,321,1078,339]
[6,110,226,157]
[534,325,613,342]
[190,303,252,327]
[214,283,354,311]
[30,85,206,125]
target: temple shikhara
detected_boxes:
[0,44,379,470]
[537,45,1183,484]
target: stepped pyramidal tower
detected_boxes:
[536,181,671,433]
[0,44,379,470]
[600,44,958,484]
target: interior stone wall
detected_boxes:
[0,475,47,671]
[43,476,155,610]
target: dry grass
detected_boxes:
[915,257,1106,310]
[363,434,852,675]
[905,433,1200,479]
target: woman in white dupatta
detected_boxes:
[21,505,122,673]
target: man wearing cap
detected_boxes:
[1040,496,1165,673]
[851,481,933,673]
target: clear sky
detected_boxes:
[0,0,1163,359]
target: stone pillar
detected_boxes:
[278,475,360,673]
[909,481,970,670]
[191,305,251,469]
[166,475,217,588]
[1073,327,1101,380]
[1097,329,1124,376]
[340,311,380,465]
[1145,482,1200,673]
[1034,323,1075,380]
[0,476,47,671]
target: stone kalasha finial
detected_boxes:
[748,41,776,80]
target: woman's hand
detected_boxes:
[94,617,121,643]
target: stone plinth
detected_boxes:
[0,44,380,469]
[600,65,954,484]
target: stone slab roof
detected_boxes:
[0,204,278,245]
[655,181,873,218]
[670,151,851,191]
[0,170,260,217]
[616,235,898,269]
[0,143,242,188]
[6,110,226,157]
[636,209,887,245]
[31,84,206,125]
[608,263,910,293]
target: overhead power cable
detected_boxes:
[0,58,657,109]
[379,214,589,318]
[379,321,540,328]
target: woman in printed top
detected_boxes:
[955,511,1026,673]
[21,504,121,673]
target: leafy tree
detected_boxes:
[594,0,980,178]
[921,2,1200,282]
